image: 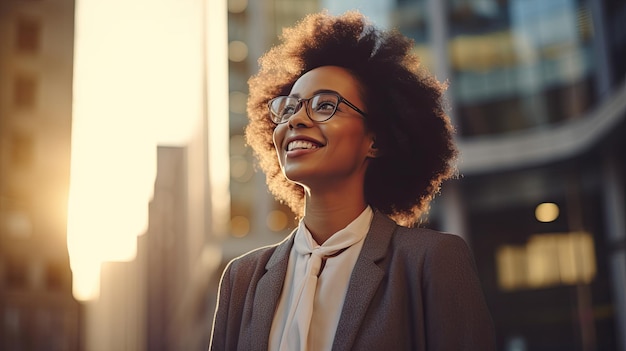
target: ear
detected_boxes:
[367,137,380,158]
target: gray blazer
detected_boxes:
[210,211,495,350]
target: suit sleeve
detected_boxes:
[423,235,496,351]
[209,262,233,351]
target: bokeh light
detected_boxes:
[535,202,560,223]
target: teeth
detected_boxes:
[287,140,319,151]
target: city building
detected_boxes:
[0,0,80,350]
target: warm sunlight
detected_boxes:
[207,0,231,238]
[68,0,214,301]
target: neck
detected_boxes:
[302,182,368,245]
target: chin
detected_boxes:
[282,168,314,186]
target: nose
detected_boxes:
[287,102,312,129]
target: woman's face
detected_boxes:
[272,66,375,191]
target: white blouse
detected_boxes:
[269,206,374,351]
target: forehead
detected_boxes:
[289,66,362,99]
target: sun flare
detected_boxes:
[68,0,223,301]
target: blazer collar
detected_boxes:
[245,233,294,350]
[332,210,397,350]
[245,211,397,351]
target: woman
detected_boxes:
[210,11,495,351]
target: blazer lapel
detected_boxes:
[243,234,294,350]
[332,211,397,351]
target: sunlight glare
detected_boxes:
[207,0,231,237]
[69,0,203,301]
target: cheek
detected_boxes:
[272,126,285,155]
[326,123,368,147]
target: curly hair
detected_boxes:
[245,11,457,226]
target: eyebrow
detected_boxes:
[289,89,339,99]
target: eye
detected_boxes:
[276,100,299,121]
[312,96,337,116]
[316,102,336,111]
[280,104,296,117]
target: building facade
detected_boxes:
[0,0,80,350]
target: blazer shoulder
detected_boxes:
[227,244,276,273]
[384,226,476,274]
[392,226,468,252]
[225,235,292,276]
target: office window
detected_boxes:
[46,261,67,290]
[10,132,35,168]
[448,0,597,136]
[2,210,33,238]
[4,258,28,290]
[13,75,38,109]
[15,17,41,54]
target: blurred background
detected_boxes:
[0,0,625,350]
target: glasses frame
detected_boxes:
[268,92,367,124]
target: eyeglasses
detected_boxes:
[268,92,366,124]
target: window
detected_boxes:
[10,131,35,168]
[496,232,597,291]
[13,74,38,109]
[45,261,67,290]
[2,210,32,238]
[15,17,41,54]
[4,258,28,289]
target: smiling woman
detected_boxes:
[271,66,374,203]
[209,11,495,351]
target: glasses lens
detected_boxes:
[309,94,339,121]
[268,93,342,123]
[270,97,298,123]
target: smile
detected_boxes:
[287,140,321,151]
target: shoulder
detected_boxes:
[223,236,292,277]
[366,212,471,265]
[385,225,477,277]
[392,226,470,256]
[225,244,278,274]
